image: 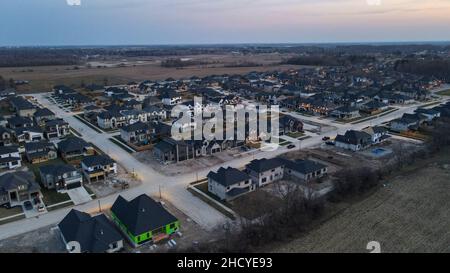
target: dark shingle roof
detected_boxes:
[39,164,78,176]
[81,155,114,168]
[33,108,55,117]
[207,167,250,187]
[281,159,327,175]
[57,137,91,153]
[0,171,39,192]
[111,194,178,236]
[58,209,123,253]
[121,121,150,133]
[246,158,284,173]
[335,130,372,145]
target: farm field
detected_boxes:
[0,53,306,92]
[272,149,450,253]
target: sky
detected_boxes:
[1,0,450,46]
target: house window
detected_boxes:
[262,177,267,183]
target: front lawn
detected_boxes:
[437,89,450,96]
[41,188,71,206]
[0,206,23,219]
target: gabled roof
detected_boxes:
[81,155,115,168]
[246,158,284,173]
[44,118,68,127]
[335,130,372,145]
[33,108,55,118]
[24,141,55,152]
[121,121,151,133]
[0,171,39,192]
[207,167,250,187]
[7,116,34,127]
[58,209,122,253]
[111,194,178,236]
[0,145,19,155]
[39,164,78,177]
[9,96,35,110]
[57,137,91,153]
[280,159,327,175]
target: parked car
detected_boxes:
[322,136,330,141]
[24,201,33,210]
[37,204,45,212]
[325,141,335,146]
[287,144,296,149]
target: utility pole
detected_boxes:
[159,185,162,201]
[98,200,101,213]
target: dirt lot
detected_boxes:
[134,147,250,176]
[272,149,450,253]
[1,53,305,92]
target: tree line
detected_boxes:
[394,58,450,81]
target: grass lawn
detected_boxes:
[437,89,450,96]
[286,131,305,138]
[0,206,23,219]
[280,141,293,146]
[41,188,71,206]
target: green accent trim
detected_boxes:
[111,212,180,245]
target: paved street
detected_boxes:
[0,92,447,241]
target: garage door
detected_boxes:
[67,182,82,190]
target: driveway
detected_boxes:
[67,187,92,205]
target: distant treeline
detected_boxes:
[284,54,376,66]
[0,48,81,67]
[394,58,450,81]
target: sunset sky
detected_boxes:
[1,0,450,45]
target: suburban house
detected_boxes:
[160,89,182,106]
[414,108,441,122]
[58,209,124,253]
[13,126,44,143]
[120,122,153,145]
[281,159,328,182]
[111,194,180,247]
[97,110,127,129]
[0,126,14,147]
[331,106,360,120]
[207,167,254,201]
[142,105,167,121]
[279,116,304,136]
[361,126,389,144]
[390,113,428,133]
[7,116,34,129]
[0,146,21,170]
[9,96,36,117]
[335,130,373,151]
[24,141,57,164]
[43,119,70,139]
[81,155,117,183]
[245,158,285,187]
[33,107,55,126]
[0,171,41,208]
[39,164,83,191]
[57,137,95,162]
[360,101,389,114]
